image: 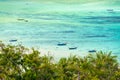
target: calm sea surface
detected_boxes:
[0,1,120,60]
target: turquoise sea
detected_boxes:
[0,0,120,60]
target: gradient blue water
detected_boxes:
[0,1,120,60]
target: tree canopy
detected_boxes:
[0,41,120,80]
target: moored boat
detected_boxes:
[9,39,17,42]
[88,50,96,53]
[57,43,67,46]
[69,47,77,50]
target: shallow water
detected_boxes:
[0,0,120,60]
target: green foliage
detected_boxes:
[0,41,120,80]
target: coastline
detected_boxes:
[0,0,120,61]
[1,40,120,61]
